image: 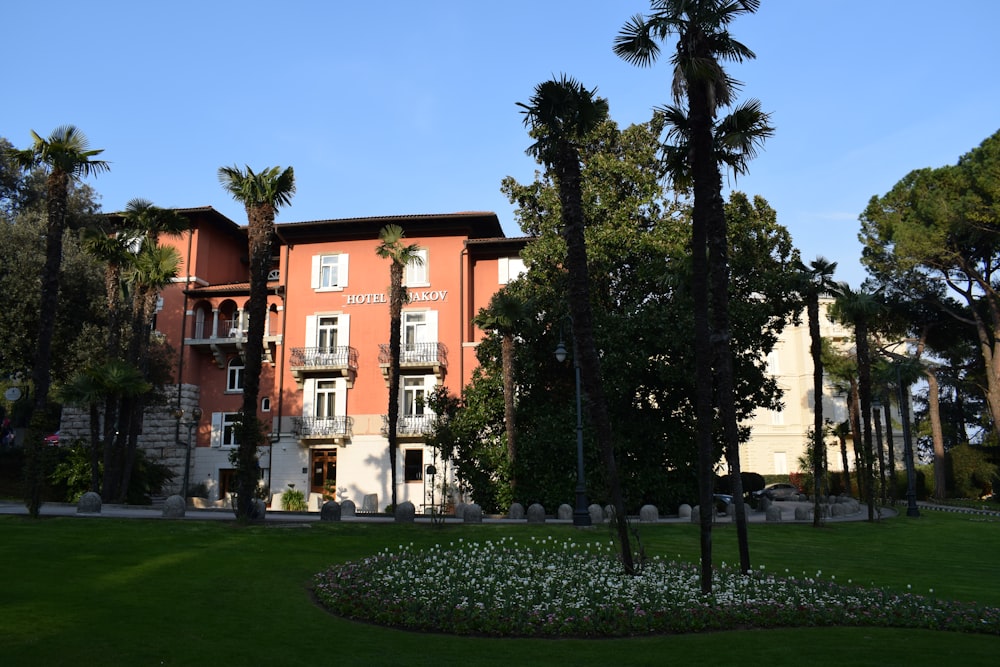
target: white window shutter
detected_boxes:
[498,257,509,285]
[211,412,223,447]
[340,253,349,288]
[340,313,350,346]
[426,310,438,341]
[311,255,320,289]
[305,315,317,348]
[335,377,348,416]
[302,378,315,416]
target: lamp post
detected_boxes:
[555,333,591,527]
[179,407,202,498]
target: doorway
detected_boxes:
[311,449,337,499]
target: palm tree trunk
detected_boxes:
[688,71,719,593]
[707,174,750,572]
[555,144,634,575]
[808,296,825,526]
[236,204,274,519]
[387,262,404,509]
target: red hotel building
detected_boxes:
[94,207,527,511]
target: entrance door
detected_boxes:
[311,449,337,498]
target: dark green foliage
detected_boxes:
[946,444,997,499]
[436,117,798,515]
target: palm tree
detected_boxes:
[112,242,182,501]
[8,125,109,517]
[518,75,635,574]
[58,361,150,496]
[376,224,423,509]
[473,290,527,495]
[798,257,837,526]
[219,165,296,520]
[830,283,885,521]
[615,0,767,585]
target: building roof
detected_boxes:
[273,211,504,243]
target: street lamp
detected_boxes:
[179,407,202,498]
[555,332,591,527]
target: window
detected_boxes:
[773,452,788,475]
[261,397,271,412]
[311,253,350,290]
[405,248,429,287]
[212,412,240,448]
[317,316,339,351]
[404,449,423,482]
[227,358,244,392]
[498,256,526,284]
[315,380,337,419]
[402,377,427,417]
[403,312,427,352]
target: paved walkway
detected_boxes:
[0,498,897,524]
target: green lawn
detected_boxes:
[1,511,998,666]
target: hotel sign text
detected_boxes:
[345,290,448,306]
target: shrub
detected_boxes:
[947,444,998,499]
[281,486,307,511]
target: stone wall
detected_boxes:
[59,384,201,496]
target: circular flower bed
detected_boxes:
[313,535,1000,637]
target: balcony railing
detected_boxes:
[292,416,354,440]
[377,342,448,378]
[289,346,359,386]
[380,414,435,437]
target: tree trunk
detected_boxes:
[688,76,718,594]
[925,369,946,499]
[883,404,896,499]
[855,322,876,521]
[387,262,404,509]
[707,167,749,572]
[501,334,517,495]
[25,170,70,517]
[555,143,634,575]
[808,296,825,527]
[236,204,275,520]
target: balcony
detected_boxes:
[380,414,435,440]
[289,346,359,387]
[185,319,281,367]
[292,416,354,445]
[378,342,448,380]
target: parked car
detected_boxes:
[752,482,800,501]
[712,493,733,514]
[43,432,61,446]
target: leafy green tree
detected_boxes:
[218,165,296,520]
[493,113,795,552]
[375,224,423,509]
[518,75,636,574]
[615,0,770,585]
[861,130,1000,440]
[797,258,838,524]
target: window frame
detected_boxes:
[226,358,245,393]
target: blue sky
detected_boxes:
[5,1,999,287]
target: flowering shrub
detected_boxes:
[312,535,1000,638]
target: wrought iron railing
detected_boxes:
[380,414,435,436]
[377,342,448,368]
[289,346,359,370]
[292,416,354,438]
